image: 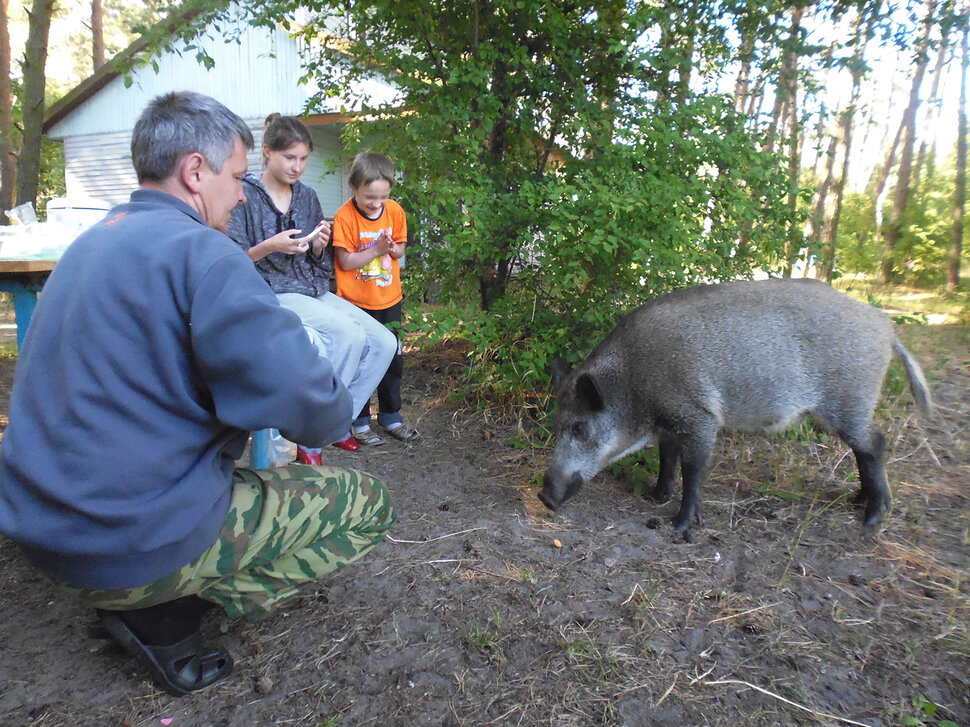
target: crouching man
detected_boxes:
[0,91,395,696]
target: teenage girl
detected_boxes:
[227,114,396,461]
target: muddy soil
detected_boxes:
[0,304,967,727]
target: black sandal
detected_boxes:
[98,610,233,696]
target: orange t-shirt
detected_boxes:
[332,198,407,310]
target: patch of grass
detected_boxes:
[884,357,912,400]
[893,694,962,727]
[465,616,503,651]
[777,492,845,588]
[607,448,660,496]
[505,562,536,583]
[779,415,830,445]
[754,485,807,501]
[834,277,968,323]
[559,633,627,682]
[466,624,498,649]
[506,435,533,449]
[564,639,593,655]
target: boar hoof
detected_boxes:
[537,489,559,511]
[672,505,702,532]
[862,496,891,527]
[646,483,673,504]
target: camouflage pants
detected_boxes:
[74,465,395,618]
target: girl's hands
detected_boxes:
[262,229,308,255]
[264,220,331,256]
[305,220,332,256]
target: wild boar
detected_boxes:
[539,278,933,531]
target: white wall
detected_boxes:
[63,132,137,205]
[48,19,316,140]
[47,9,392,208]
[304,125,347,214]
[63,121,346,210]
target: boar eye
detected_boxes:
[570,421,588,439]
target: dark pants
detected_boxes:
[354,300,403,426]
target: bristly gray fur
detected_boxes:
[540,278,933,531]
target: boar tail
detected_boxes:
[892,338,934,418]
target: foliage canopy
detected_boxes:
[87,0,797,395]
[234,0,793,393]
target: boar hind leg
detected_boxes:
[648,435,679,504]
[672,432,715,531]
[849,431,891,526]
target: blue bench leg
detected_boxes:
[12,289,37,350]
[250,429,270,469]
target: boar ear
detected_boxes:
[574,372,605,412]
[550,359,571,391]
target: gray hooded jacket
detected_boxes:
[227,174,333,297]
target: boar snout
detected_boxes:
[539,469,585,511]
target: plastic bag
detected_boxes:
[267,429,297,467]
[5,202,38,227]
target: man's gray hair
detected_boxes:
[131,91,255,183]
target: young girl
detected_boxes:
[332,152,419,443]
[227,115,396,461]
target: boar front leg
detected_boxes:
[672,430,716,531]
[647,434,680,504]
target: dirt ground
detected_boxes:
[0,301,967,727]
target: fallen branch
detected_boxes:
[387,527,486,544]
[703,678,873,727]
[708,602,779,625]
[654,676,678,706]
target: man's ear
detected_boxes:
[179,152,207,194]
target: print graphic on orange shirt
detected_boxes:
[332,198,407,311]
[359,227,394,287]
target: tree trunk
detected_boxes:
[479,56,514,312]
[92,0,106,70]
[15,0,57,210]
[783,96,801,277]
[912,36,949,191]
[819,2,879,283]
[808,132,838,252]
[0,0,15,221]
[781,5,804,277]
[949,10,968,291]
[879,0,938,284]
[820,107,862,284]
[811,103,830,181]
[744,73,767,122]
[673,0,699,107]
[734,29,756,114]
[870,111,902,197]
[733,3,768,118]
[764,88,787,156]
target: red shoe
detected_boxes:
[332,434,360,451]
[296,446,323,465]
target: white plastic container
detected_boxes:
[45,197,111,237]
